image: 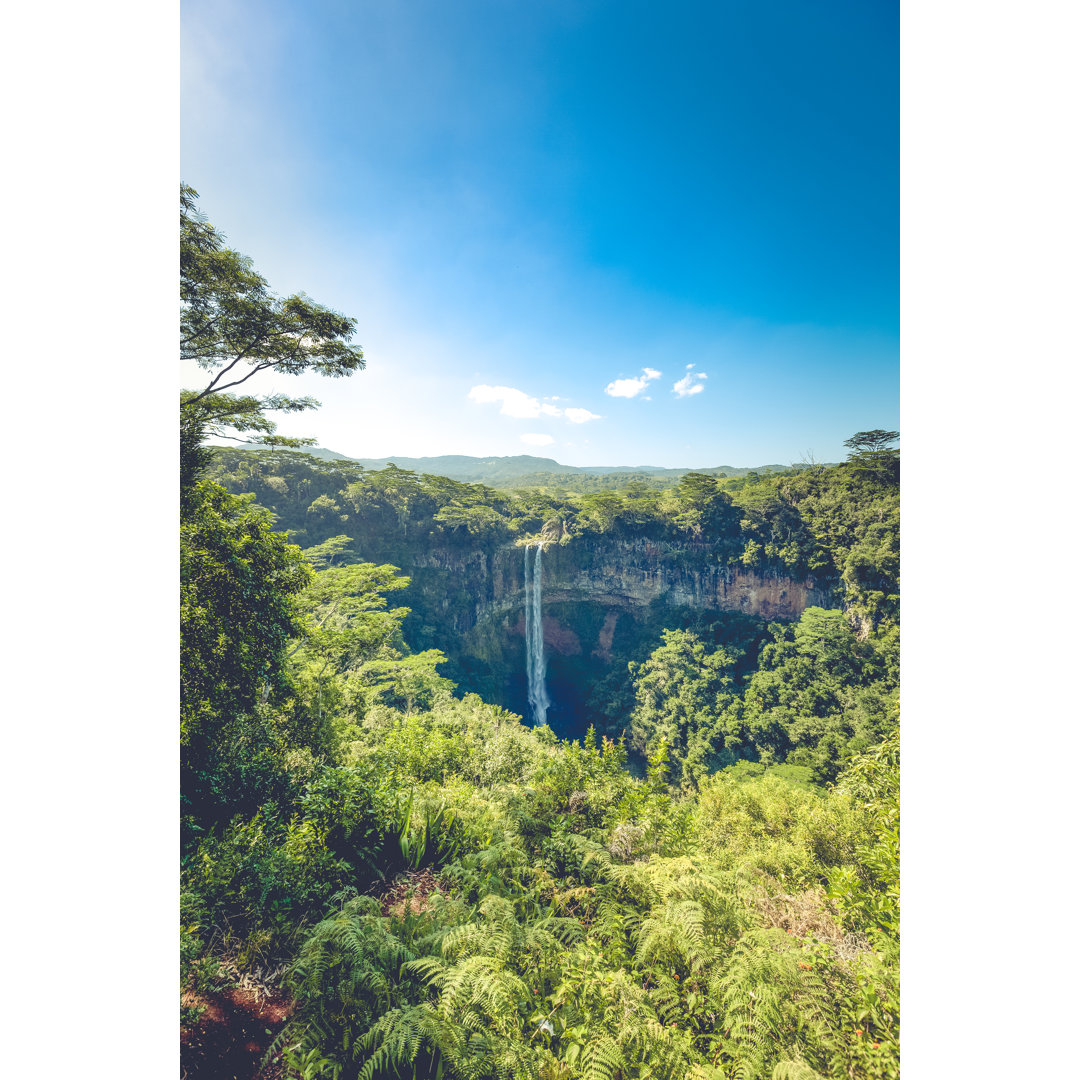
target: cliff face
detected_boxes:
[538,538,830,621]
[391,538,835,737]
[405,537,832,635]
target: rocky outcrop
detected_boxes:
[540,543,828,621]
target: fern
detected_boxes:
[579,1034,622,1080]
[712,930,839,1080]
[771,1060,825,1080]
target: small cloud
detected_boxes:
[673,371,707,397]
[521,433,555,446]
[563,407,602,424]
[604,368,662,398]
[686,363,695,369]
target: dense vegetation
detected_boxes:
[205,440,898,633]
[180,187,899,1079]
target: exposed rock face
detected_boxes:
[541,547,827,621]
[405,536,833,641]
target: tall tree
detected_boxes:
[180,183,366,495]
[842,429,899,484]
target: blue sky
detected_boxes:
[181,0,898,467]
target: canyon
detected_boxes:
[391,536,836,739]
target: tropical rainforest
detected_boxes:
[181,186,899,1080]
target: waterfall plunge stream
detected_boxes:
[524,542,550,726]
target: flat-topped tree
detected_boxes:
[180,183,365,493]
[843,429,899,483]
[843,430,899,455]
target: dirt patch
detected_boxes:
[755,885,845,941]
[380,867,443,919]
[181,982,294,1080]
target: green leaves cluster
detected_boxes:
[620,609,898,788]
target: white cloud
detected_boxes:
[521,433,555,446]
[563,407,602,424]
[604,367,662,398]
[672,371,708,397]
[468,385,601,424]
[467,384,551,418]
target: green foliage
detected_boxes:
[713,929,841,1080]
[181,481,315,840]
[182,762,397,953]
[737,610,898,783]
[628,630,743,786]
[184,667,900,1080]
[392,794,464,871]
[180,183,364,495]
[826,731,899,944]
[181,483,311,745]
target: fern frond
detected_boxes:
[772,1060,825,1080]
[580,1034,622,1080]
[712,929,841,1080]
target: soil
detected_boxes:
[180,983,294,1080]
[379,867,443,918]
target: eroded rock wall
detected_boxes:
[405,537,832,642]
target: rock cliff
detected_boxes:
[406,537,831,633]
[395,537,835,737]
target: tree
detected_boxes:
[842,430,899,484]
[180,483,314,836]
[842,430,899,455]
[181,486,312,749]
[179,183,366,493]
[283,543,412,749]
[577,492,624,533]
[738,608,899,781]
[627,629,741,784]
[179,186,371,836]
[288,548,411,690]
[670,472,739,541]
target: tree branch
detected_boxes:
[180,312,226,345]
[183,359,276,407]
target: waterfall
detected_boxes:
[524,542,550,726]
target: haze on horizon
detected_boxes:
[182,0,898,469]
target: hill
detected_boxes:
[234,444,794,487]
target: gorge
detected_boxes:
[399,535,834,740]
[202,448,897,743]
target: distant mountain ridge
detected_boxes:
[236,444,793,484]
